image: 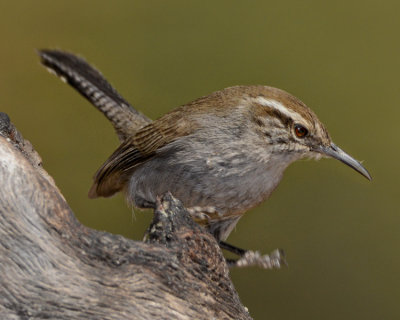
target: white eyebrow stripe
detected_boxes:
[254,97,301,122]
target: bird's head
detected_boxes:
[238,85,371,180]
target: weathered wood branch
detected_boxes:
[0,112,251,319]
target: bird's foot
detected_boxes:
[219,241,286,269]
[187,206,221,222]
[228,249,286,269]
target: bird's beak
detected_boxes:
[318,143,372,181]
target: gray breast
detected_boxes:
[128,132,288,215]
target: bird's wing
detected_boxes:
[88,110,197,198]
[88,139,147,198]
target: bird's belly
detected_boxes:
[128,151,283,216]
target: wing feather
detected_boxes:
[88,110,197,198]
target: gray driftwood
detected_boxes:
[0,112,251,319]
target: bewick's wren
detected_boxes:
[39,50,371,242]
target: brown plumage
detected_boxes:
[87,86,370,241]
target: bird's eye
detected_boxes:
[294,124,308,138]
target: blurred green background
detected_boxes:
[0,1,398,319]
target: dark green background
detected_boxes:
[1,1,397,319]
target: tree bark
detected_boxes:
[0,112,251,320]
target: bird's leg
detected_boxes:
[219,241,287,270]
[219,241,247,256]
[182,206,287,270]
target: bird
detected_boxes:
[39,50,371,243]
